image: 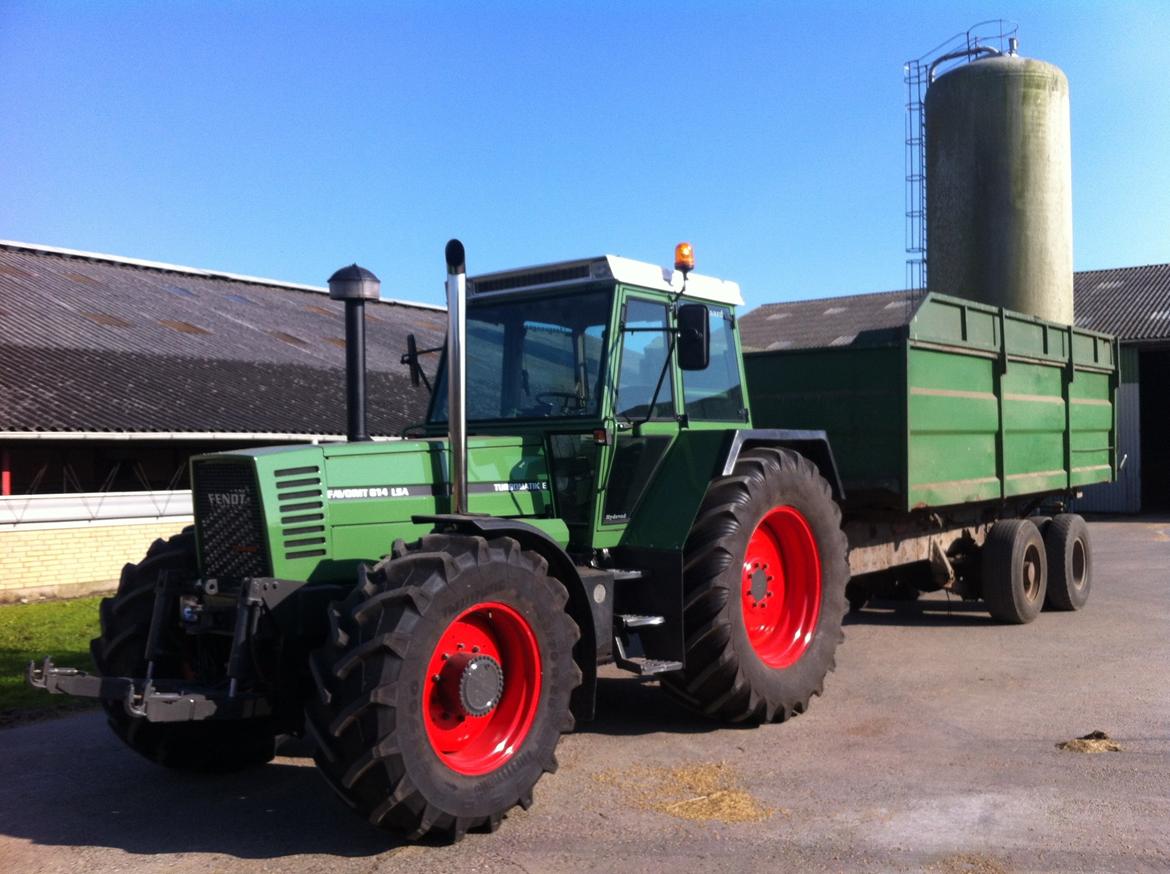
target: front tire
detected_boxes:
[661,448,849,723]
[306,534,581,841]
[89,529,277,771]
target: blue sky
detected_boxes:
[1,1,1167,311]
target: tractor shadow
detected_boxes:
[0,715,436,860]
[584,673,746,737]
[0,679,726,861]
[843,596,996,627]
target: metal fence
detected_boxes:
[0,490,193,529]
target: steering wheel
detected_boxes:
[534,391,582,414]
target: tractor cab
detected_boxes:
[418,248,750,551]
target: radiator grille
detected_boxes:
[274,464,327,560]
[194,461,269,578]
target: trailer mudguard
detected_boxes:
[413,514,598,722]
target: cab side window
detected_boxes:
[615,299,674,419]
[682,306,745,420]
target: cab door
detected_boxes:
[595,292,680,544]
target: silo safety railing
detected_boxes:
[903,19,1019,299]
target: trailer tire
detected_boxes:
[89,529,277,771]
[662,447,849,724]
[981,519,1047,624]
[1043,514,1091,611]
[305,534,580,841]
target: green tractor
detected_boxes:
[31,240,850,839]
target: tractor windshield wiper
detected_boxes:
[637,330,677,429]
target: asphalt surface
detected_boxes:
[1,517,1167,873]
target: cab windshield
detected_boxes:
[430,289,611,422]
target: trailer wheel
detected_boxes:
[662,447,849,723]
[1043,514,1091,611]
[981,519,1047,624]
[89,529,277,771]
[305,534,580,841]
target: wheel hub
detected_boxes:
[443,653,503,717]
[1071,539,1087,589]
[740,505,822,669]
[750,567,770,604]
[423,601,542,776]
[1023,544,1042,599]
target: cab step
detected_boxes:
[613,613,682,675]
[610,569,644,582]
[613,654,683,676]
[616,613,664,629]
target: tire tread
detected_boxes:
[306,533,579,841]
[661,448,849,724]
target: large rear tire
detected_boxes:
[661,447,849,723]
[89,529,277,771]
[1044,513,1091,611]
[305,534,581,841]
[981,519,1047,624]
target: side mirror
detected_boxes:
[402,334,423,387]
[676,304,710,371]
[400,334,440,391]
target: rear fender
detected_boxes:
[723,429,845,500]
[618,428,844,556]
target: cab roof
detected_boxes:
[468,254,744,307]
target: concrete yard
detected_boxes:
[1,517,1167,873]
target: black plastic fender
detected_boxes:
[722,429,845,500]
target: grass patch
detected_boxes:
[0,596,102,723]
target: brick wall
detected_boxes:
[0,519,192,602]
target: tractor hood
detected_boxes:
[190,435,559,584]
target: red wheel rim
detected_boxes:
[422,601,542,776]
[741,506,822,668]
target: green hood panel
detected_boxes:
[321,435,551,523]
[196,436,555,584]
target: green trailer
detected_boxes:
[746,291,1116,604]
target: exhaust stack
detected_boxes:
[327,263,381,442]
[445,240,469,514]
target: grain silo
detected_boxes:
[925,46,1074,324]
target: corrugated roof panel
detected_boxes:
[1074,264,1170,341]
[80,312,133,328]
[742,264,1170,351]
[0,242,446,436]
[741,289,914,351]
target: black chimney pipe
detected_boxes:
[327,263,381,442]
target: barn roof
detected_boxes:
[0,241,446,437]
[740,288,915,352]
[1073,263,1170,342]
